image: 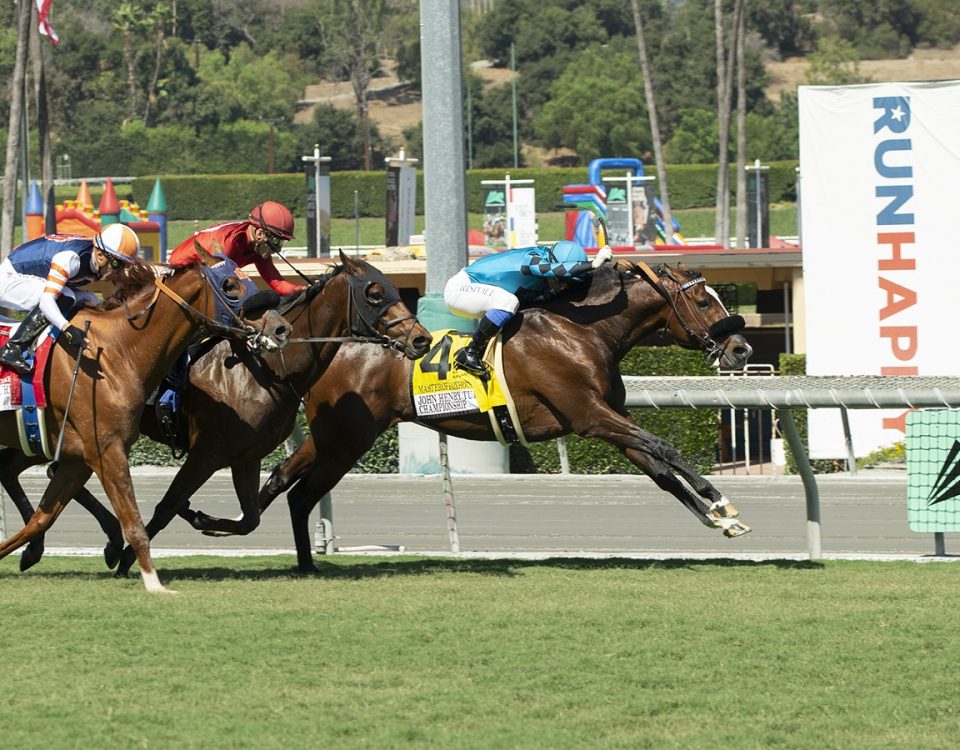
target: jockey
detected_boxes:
[444,239,613,375]
[167,200,302,297]
[0,223,142,375]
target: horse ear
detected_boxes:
[338,249,362,273]
[193,239,216,267]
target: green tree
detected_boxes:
[532,46,649,164]
[316,0,388,170]
[295,103,389,171]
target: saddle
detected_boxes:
[411,329,528,446]
[0,320,60,458]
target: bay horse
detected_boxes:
[170,260,753,571]
[0,251,431,576]
[0,247,290,592]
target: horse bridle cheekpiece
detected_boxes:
[635,262,745,362]
[283,262,416,352]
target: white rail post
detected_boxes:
[439,434,460,552]
[777,409,822,560]
[556,437,570,474]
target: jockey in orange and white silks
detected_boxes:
[0,224,140,375]
[444,239,613,375]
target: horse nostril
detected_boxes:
[276,325,290,340]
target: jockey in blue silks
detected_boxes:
[444,239,613,375]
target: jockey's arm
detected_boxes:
[38,250,80,331]
[523,258,594,280]
[253,254,302,297]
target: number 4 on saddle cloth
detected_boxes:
[411,330,528,446]
[0,319,63,459]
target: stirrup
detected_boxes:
[455,347,488,375]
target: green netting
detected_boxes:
[907,409,960,532]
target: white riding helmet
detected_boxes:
[94,223,141,263]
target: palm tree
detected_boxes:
[630,0,673,244]
[113,2,144,120]
[1,0,32,258]
[144,3,173,126]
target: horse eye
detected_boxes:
[222,278,241,300]
[366,285,385,303]
[697,297,711,309]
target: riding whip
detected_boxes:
[50,319,91,472]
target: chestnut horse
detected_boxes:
[0,248,290,592]
[0,252,431,575]
[178,261,753,571]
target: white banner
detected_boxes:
[799,81,960,457]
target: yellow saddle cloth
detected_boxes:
[411,330,528,446]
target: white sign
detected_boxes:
[798,81,960,457]
[508,186,537,248]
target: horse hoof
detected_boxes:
[19,545,43,572]
[201,529,233,538]
[103,542,123,569]
[723,521,752,538]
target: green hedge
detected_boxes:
[130,161,800,222]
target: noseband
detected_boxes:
[633,262,745,361]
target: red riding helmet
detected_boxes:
[248,201,295,242]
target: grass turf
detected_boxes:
[0,555,957,748]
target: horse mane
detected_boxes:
[99,260,161,310]
[278,263,344,314]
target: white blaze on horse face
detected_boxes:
[705,285,730,316]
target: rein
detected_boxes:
[123,269,258,343]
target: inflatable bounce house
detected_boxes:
[561,157,684,250]
[25,178,168,261]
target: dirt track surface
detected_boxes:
[5,469,951,561]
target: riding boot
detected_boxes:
[0,307,50,376]
[455,315,503,375]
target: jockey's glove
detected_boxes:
[592,245,613,268]
[61,325,87,349]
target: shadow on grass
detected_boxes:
[0,556,825,584]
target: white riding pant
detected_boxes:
[0,259,91,330]
[444,270,520,320]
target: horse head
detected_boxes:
[285,250,429,359]
[194,242,291,351]
[624,261,752,370]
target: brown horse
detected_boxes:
[183,261,753,571]
[0,248,290,592]
[0,251,431,575]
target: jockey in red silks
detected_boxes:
[167,201,302,297]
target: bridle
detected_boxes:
[630,261,745,362]
[122,265,266,347]
[280,268,418,354]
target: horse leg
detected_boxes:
[192,459,263,537]
[258,437,319,515]
[93,446,171,593]
[0,449,51,570]
[623,448,751,537]
[116,452,221,577]
[0,448,124,571]
[71,488,125,570]
[0,460,90,563]
[569,401,751,538]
